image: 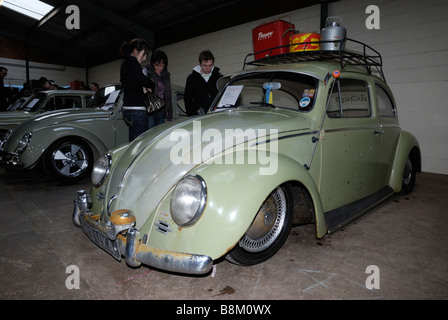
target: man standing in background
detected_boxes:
[184,50,222,116]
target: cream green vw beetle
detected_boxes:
[73,41,420,275]
[0,85,126,182]
[0,90,94,139]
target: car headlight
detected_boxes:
[91,153,111,187]
[15,132,32,154]
[170,174,207,226]
[0,129,12,149]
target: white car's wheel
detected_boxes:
[45,139,92,182]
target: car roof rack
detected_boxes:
[243,38,385,82]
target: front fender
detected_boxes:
[389,130,421,192]
[22,125,109,167]
[143,151,325,261]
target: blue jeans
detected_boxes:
[148,110,165,129]
[122,108,148,141]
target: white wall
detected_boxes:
[0,57,85,88]
[2,0,447,174]
[162,4,322,86]
[327,0,448,175]
[88,59,121,88]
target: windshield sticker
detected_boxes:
[299,97,311,108]
[302,89,315,98]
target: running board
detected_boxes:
[324,186,394,234]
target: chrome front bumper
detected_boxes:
[73,190,213,275]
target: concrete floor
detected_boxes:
[1,168,447,300]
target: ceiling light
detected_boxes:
[1,0,54,20]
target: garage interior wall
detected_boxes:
[0,56,85,88]
[1,0,447,175]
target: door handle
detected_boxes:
[373,128,384,135]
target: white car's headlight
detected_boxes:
[91,153,111,187]
[170,174,207,226]
[0,129,12,149]
[15,132,32,154]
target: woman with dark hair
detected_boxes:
[144,49,172,128]
[119,38,155,141]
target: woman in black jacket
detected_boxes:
[119,38,155,141]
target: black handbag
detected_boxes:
[144,91,165,114]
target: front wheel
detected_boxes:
[226,185,292,266]
[44,139,93,183]
[401,155,416,194]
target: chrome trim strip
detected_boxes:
[107,194,118,216]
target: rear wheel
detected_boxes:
[44,139,93,183]
[226,185,292,266]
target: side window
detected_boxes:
[327,79,371,118]
[44,97,56,111]
[376,84,396,117]
[55,96,82,110]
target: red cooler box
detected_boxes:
[70,80,85,90]
[252,19,295,60]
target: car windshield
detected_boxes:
[212,72,318,112]
[17,92,46,112]
[87,85,122,110]
[7,97,28,111]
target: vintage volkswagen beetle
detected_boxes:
[0,90,94,139]
[0,84,184,182]
[0,85,125,182]
[73,41,420,275]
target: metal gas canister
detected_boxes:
[321,17,346,51]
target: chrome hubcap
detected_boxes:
[402,157,413,186]
[53,143,88,177]
[239,187,287,252]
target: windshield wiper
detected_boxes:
[249,101,276,109]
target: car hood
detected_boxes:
[7,109,111,142]
[107,108,313,228]
[0,111,35,128]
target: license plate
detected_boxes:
[80,217,121,260]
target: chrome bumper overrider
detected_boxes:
[73,190,213,275]
[0,150,25,168]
